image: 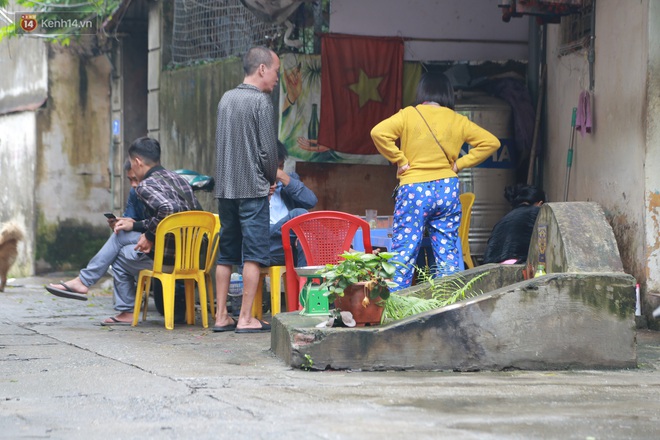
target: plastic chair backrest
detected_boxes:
[205,214,221,274]
[281,210,373,311]
[151,211,217,275]
[459,192,475,269]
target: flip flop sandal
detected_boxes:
[100,317,132,326]
[45,282,88,301]
[212,319,237,332]
[235,319,271,333]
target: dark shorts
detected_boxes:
[216,197,270,266]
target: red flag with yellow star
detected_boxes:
[318,34,404,155]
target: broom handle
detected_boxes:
[563,107,578,202]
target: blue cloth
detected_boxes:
[390,178,462,290]
[268,172,317,266]
[124,188,147,221]
[216,197,270,266]
[277,172,317,211]
[77,189,149,311]
[269,207,308,267]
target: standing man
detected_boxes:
[213,46,280,333]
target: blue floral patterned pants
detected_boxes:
[390,178,461,290]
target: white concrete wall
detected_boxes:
[329,0,528,61]
[0,35,47,277]
[0,111,37,277]
[0,36,47,114]
[36,47,113,227]
[543,0,648,285]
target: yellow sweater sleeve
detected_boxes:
[454,115,502,172]
[370,109,407,167]
[371,106,501,185]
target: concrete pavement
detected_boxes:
[1,273,659,439]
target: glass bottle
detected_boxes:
[308,103,319,148]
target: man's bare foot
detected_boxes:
[45,278,88,301]
[48,277,88,294]
[212,316,237,332]
[235,317,270,333]
[213,314,236,329]
[235,318,270,333]
[101,312,133,326]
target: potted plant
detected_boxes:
[317,250,400,326]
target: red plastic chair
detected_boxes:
[281,210,373,312]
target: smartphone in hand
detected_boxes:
[104,212,117,219]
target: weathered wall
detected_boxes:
[33,45,114,272]
[0,36,47,277]
[0,112,37,277]
[0,35,47,114]
[330,0,529,61]
[543,0,648,295]
[159,58,244,212]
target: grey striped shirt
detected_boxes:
[214,84,278,199]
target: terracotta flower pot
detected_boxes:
[333,282,384,326]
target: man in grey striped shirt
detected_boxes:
[213,46,280,333]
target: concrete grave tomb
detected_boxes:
[272,202,637,371]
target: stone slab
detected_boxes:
[528,202,624,274]
[272,271,637,371]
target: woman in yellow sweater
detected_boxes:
[371,73,500,290]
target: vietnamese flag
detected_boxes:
[318,34,404,155]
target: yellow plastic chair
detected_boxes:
[132,211,219,330]
[459,192,476,269]
[252,265,286,320]
[206,214,221,320]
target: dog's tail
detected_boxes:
[0,221,25,245]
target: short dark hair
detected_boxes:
[128,136,161,165]
[123,158,132,172]
[243,46,275,76]
[277,141,289,162]
[504,184,546,208]
[414,72,455,109]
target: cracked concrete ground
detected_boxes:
[1,274,659,439]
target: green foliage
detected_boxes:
[0,0,120,43]
[317,250,401,304]
[36,217,110,271]
[302,354,314,371]
[381,268,487,324]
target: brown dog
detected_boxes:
[0,221,24,292]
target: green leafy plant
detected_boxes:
[317,250,400,306]
[381,267,487,324]
[302,354,314,371]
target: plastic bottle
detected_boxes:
[534,264,546,278]
[229,272,243,316]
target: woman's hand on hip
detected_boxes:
[397,163,410,176]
